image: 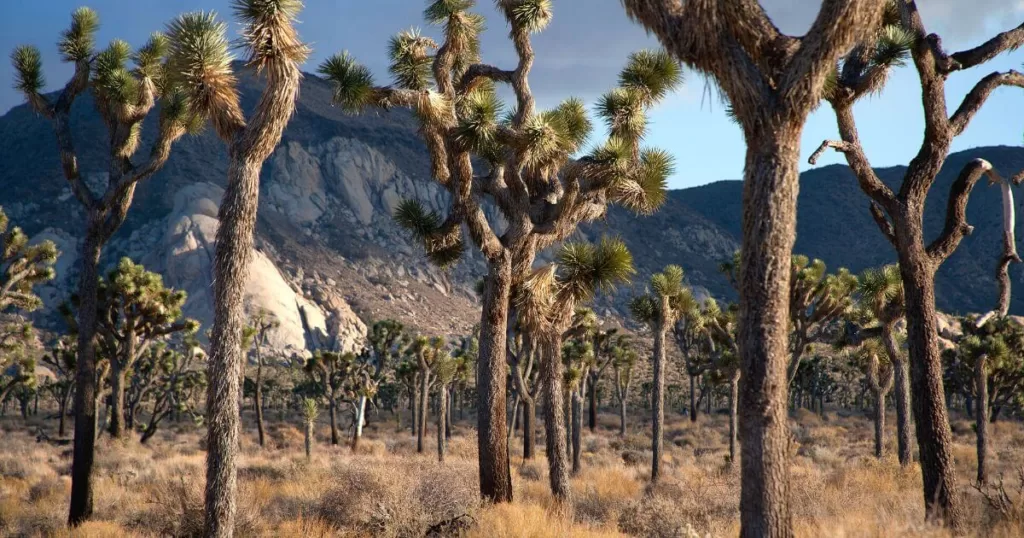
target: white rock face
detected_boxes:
[139,182,367,354]
[266,137,449,226]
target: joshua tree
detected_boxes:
[507,326,540,459]
[854,264,911,465]
[407,336,447,454]
[562,331,594,475]
[518,237,635,502]
[1,208,58,315]
[356,320,405,448]
[303,350,359,446]
[162,3,309,534]
[11,9,201,522]
[301,397,318,460]
[433,345,461,463]
[672,296,713,422]
[321,0,676,502]
[611,342,638,437]
[706,301,741,467]
[723,252,857,386]
[618,1,887,533]
[811,2,1024,525]
[245,310,279,448]
[41,337,77,437]
[587,328,621,432]
[66,258,197,439]
[858,341,895,459]
[137,341,207,444]
[630,265,687,483]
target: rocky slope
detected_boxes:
[2,64,1023,351]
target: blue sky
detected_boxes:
[2,0,1023,189]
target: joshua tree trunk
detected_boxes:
[255,354,265,448]
[108,363,128,439]
[618,398,627,437]
[899,242,963,526]
[69,229,102,525]
[730,370,740,467]
[975,355,989,485]
[410,386,418,437]
[305,420,313,460]
[883,326,913,466]
[58,389,70,438]
[438,384,448,463]
[522,396,536,460]
[571,388,583,475]
[352,395,367,452]
[873,389,887,458]
[541,333,571,503]
[418,373,429,454]
[477,257,513,502]
[588,375,598,432]
[737,136,801,537]
[689,373,698,422]
[651,311,669,483]
[328,397,339,445]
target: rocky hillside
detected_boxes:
[2,64,1023,351]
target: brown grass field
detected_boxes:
[2,407,1024,537]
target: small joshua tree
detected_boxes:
[854,264,911,465]
[66,258,197,439]
[811,1,1024,525]
[355,320,405,449]
[12,10,200,522]
[630,265,688,483]
[301,397,319,461]
[303,350,360,446]
[562,329,594,476]
[320,1,677,502]
[611,340,638,437]
[517,237,635,502]
[137,340,207,444]
[672,295,714,423]
[857,341,895,459]
[705,301,741,467]
[245,309,279,448]
[587,327,622,433]
[41,337,77,437]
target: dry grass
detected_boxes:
[2,409,1024,537]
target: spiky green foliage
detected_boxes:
[389,29,437,91]
[629,294,658,325]
[1,208,58,313]
[302,397,320,421]
[11,46,44,95]
[133,33,169,80]
[944,317,1024,413]
[597,88,647,143]
[165,11,237,117]
[93,39,138,105]
[425,0,484,75]
[393,199,464,267]
[871,24,915,70]
[233,0,309,68]
[619,50,682,103]
[614,147,672,215]
[556,237,635,303]
[855,264,905,326]
[424,0,475,23]
[507,0,553,33]
[455,86,502,151]
[318,52,376,114]
[59,7,99,63]
[631,265,686,328]
[546,97,592,154]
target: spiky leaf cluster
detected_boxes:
[165,11,239,119]
[619,49,683,103]
[11,46,44,95]
[389,29,437,91]
[1,208,58,313]
[393,199,464,268]
[58,7,99,63]
[318,52,376,114]
[505,0,553,33]
[233,0,310,70]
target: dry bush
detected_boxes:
[144,476,262,537]
[467,502,624,538]
[572,465,641,524]
[518,461,544,482]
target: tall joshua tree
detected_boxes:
[611,341,638,437]
[855,264,911,465]
[630,265,687,483]
[246,309,279,448]
[858,341,895,459]
[619,1,886,534]
[811,1,1024,526]
[11,9,199,523]
[162,3,309,535]
[588,328,621,432]
[321,0,677,502]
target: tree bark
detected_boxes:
[418,372,429,454]
[522,396,536,460]
[689,373,698,422]
[730,371,740,467]
[975,355,989,485]
[898,244,964,528]
[571,387,583,475]
[651,314,668,483]
[69,227,102,526]
[410,385,418,437]
[884,326,913,466]
[873,387,887,459]
[541,333,571,503]
[477,257,513,502]
[58,389,70,438]
[588,375,598,432]
[618,398,627,437]
[352,395,366,452]
[438,384,448,463]
[255,354,265,448]
[304,420,313,460]
[737,135,800,538]
[108,364,128,439]
[328,397,339,446]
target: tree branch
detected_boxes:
[949,71,1024,137]
[948,22,1024,73]
[458,64,514,94]
[869,202,897,247]
[926,158,990,261]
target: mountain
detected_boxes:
[2,65,1023,349]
